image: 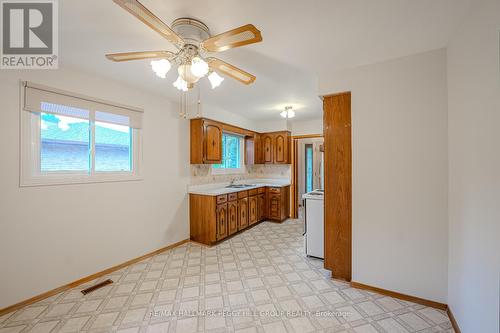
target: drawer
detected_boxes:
[228,193,238,201]
[248,188,258,196]
[238,190,248,199]
[258,187,266,194]
[216,194,227,204]
[268,187,281,194]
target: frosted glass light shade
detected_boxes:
[173,75,188,92]
[208,71,224,89]
[191,57,209,78]
[150,59,171,78]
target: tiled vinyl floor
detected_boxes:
[0,219,454,333]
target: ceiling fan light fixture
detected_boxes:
[150,59,171,78]
[208,71,224,89]
[191,57,209,78]
[178,64,200,84]
[173,75,188,92]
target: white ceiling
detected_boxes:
[60,0,472,121]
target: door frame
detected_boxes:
[290,134,323,219]
[322,91,352,281]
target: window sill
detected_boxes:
[20,173,143,187]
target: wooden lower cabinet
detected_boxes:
[266,186,290,222]
[189,185,290,245]
[216,203,228,240]
[227,201,238,235]
[238,197,249,230]
[258,194,266,221]
[249,196,258,225]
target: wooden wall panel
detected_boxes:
[323,92,352,281]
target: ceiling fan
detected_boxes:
[106,0,263,91]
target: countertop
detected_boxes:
[188,178,291,196]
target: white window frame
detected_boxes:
[211,133,246,175]
[20,82,143,187]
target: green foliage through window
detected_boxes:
[213,133,241,169]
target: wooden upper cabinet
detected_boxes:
[262,134,274,163]
[274,133,287,164]
[263,131,291,164]
[191,118,290,165]
[190,118,222,164]
[204,123,222,163]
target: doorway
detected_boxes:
[290,135,324,219]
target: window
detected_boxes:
[21,82,143,186]
[212,133,245,174]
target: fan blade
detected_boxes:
[106,51,175,62]
[112,0,184,48]
[207,57,256,85]
[201,24,262,52]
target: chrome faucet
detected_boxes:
[229,177,237,186]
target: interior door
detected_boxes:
[228,201,238,235]
[204,123,222,163]
[238,198,249,230]
[216,203,228,240]
[262,134,273,163]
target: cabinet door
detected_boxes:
[248,196,258,225]
[254,134,263,164]
[238,197,249,230]
[262,134,273,163]
[258,194,266,221]
[216,203,228,240]
[204,123,222,163]
[274,133,287,164]
[267,193,281,220]
[228,201,238,235]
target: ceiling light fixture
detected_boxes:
[191,57,209,78]
[151,59,171,78]
[208,71,224,89]
[280,106,295,119]
[173,76,188,92]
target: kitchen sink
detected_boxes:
[225,184,255,188]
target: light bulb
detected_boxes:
[287,110,296,118]
[191,57,209,78]
[208,71,224,89]
[280,111,288,118]
[150,59,171,78]
[173,75,188,92]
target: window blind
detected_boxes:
[23,82,143,128]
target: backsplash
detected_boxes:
[190,164,291,185]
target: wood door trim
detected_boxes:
[290,134,324,219]
[0,239,189,316]
[323,92,352,281]
[447,307,462,333]
[350,282,448,311]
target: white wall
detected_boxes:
[291,118,323,136]
[447,0,500,331]
[319,49,449,303]
[0,68,191,308]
